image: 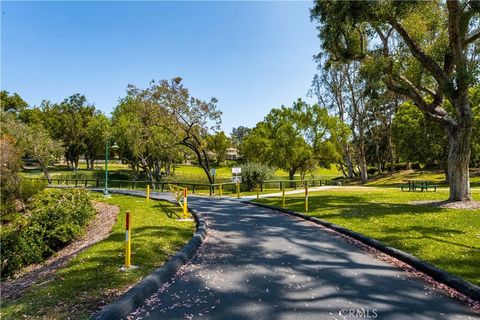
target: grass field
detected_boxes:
[1,194,195,320]
[357,169,480,188]
[21,162,342,184]
[255,187,480,286]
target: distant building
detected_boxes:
[226,147,239,160]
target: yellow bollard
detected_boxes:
[282,187,285,208]
[146,184,150,202]
[236,182,240,199]
[219,184,223,198]
[305,184,309,212]
[183,188,188,219]
[125,211,131,268]
[256,184,259,200]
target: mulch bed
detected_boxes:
[1,202,120,301]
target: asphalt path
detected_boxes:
[128,195,478,320]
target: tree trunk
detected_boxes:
[357,134,368,184]
[375,143,382,174]
[343,145,354,178]
[387,125,395,174]
[288,169,296,188]
[446,124,472,201]
[338,161,348,178]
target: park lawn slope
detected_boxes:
[358,168,480,188]
[0,194,195,320]
[255,187,480,286]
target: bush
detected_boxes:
[19,178,48,203]
[0,189,95,279]
[240,162,274,191]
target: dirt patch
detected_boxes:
[410,200,480,210]
[1,202,120,301]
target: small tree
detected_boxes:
[240,162,274,191]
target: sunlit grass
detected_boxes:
[255,187,480,286]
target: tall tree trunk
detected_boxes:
[338,161,348,178]
[375,143,382,174]
[289,169,296,188]
[343,145,354,178]
[388,133,395,174]
[357,135,368,184]
[446,123,472,201]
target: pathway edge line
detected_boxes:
[245,200,480,302]
[90,190,207,320]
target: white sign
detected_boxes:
[232,176,242,183]
[232,167,241,174]
[210,168,216,176]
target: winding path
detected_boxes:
[127,194,477,320]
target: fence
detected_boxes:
[25,177,335,196]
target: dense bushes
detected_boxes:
[240,162,274,191]
[0,189,95,279]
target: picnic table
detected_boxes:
[400,180,437,192]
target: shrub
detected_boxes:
[240,162,274,191]
[0,189,95,279]
[19,178,48,203]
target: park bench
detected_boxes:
[400,180,437,192]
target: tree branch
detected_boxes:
[389,20,449,88]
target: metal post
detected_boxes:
[104,140,110,196]
[125,211,131,268]
[282,187,285,208]
[236,182,240,199]
[146,184,150,202]
[305,185,309,212]
[183,188,188,219]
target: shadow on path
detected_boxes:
[128,197,478,320]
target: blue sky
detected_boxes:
[1,1,319,134]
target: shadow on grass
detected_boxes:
[1,223,194,319]
[124,196,478,319]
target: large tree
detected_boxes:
[312,0,480,201]
[207,131,230,165]
[242,106,314,182]
[41,94,96,170]
[84,113,111,170]
[116,78,221,184]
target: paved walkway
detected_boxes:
[240,186,335,200]
[127,195,477,320]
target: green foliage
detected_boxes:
[0,194,194,320]
[0,189,95,279]
[18,179,48,204]
[207,131,230,164]
[1,90,28,115]
[242,99,345,179]
[240,162,274,191]
[392,102,446,166]
[470,87,480,167]
[230,126,251,147]
[84,113,111,169]
[40,94,97,169]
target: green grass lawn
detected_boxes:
[361,168,480,188]
[255,187,480,286]
[22,163,342,185]
[1,194,195,320]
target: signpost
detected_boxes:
[210,168,216,184]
